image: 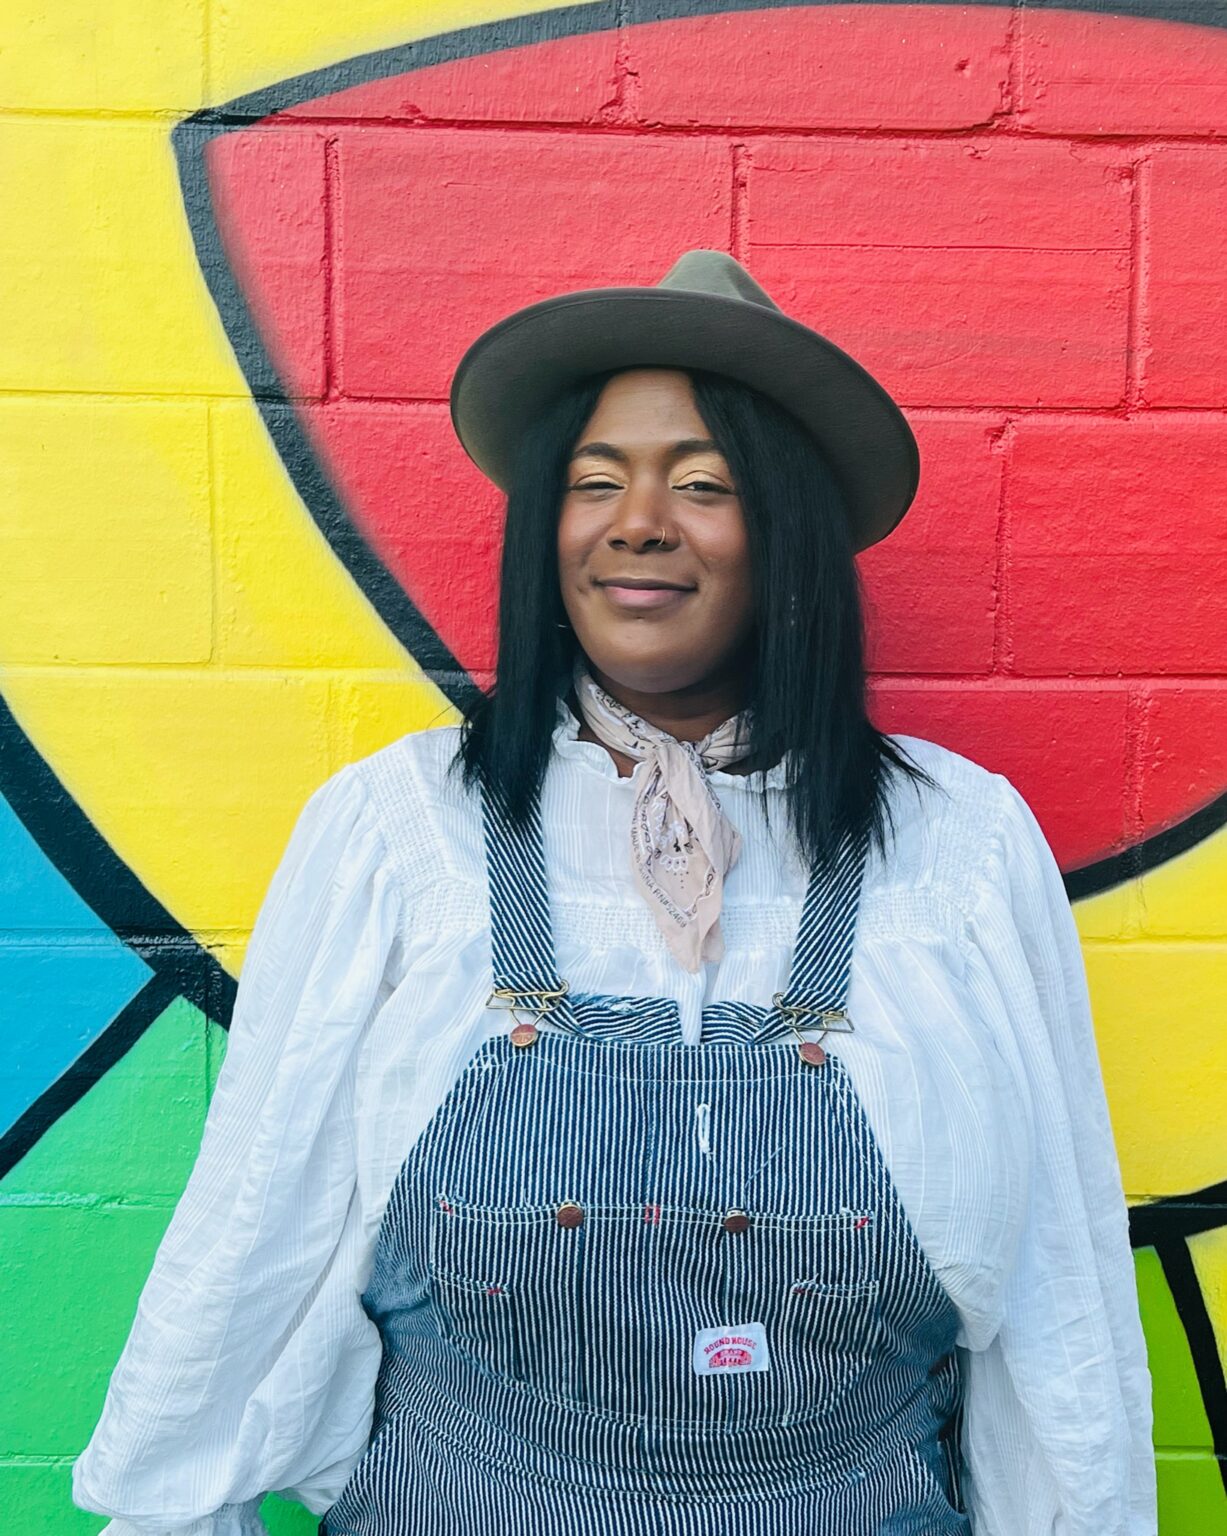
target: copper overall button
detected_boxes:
[509,1021,538,1048]
[722,1208,750,1235]
[556,1201,584,1229]
[797,1040,826,1067]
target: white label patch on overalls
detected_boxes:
[692,1322,771,1375]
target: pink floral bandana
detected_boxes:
[571,662,753,973]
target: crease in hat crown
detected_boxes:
[654,249,782,311]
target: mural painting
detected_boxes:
[1,0,1226,1526]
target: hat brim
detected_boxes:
[448,287,919,553]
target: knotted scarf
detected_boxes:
[571,661,754,972]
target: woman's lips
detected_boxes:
[598,583,695,610]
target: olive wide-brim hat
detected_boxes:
[448,249,919,554]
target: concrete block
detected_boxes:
[860,415,1003,676]
[0,0,205,113]
[1155,1453,1227,1532]
[1019,6,1227,137]
[1146,147,1227,407]
[0,118,246,396]
[4,669,332,937]
[305,400,501,675]
[1135,684,1227,939]
[0,1204,175,1454]
[274,15,622,124]
[2,994,209,1206]
[869,678,1131,873]
[333,128,733,399]
[1004,416,1227,675]
[203,124,328,401]
[0,398,211,666]
[210,399,420,671]
[0,1460,103,1530]
[1085,941,1227,1200]
[629,4,1011,131]
[746,137,1132,408]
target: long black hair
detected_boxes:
[454,366,945,875]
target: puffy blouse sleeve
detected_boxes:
[955,773,1156,1535]
[71,764,404,1536]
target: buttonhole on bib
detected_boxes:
[695,1102,713,1161]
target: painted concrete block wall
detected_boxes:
[2,0,1226,1528]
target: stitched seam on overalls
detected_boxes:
[396,1394,888,1503]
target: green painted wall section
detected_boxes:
[0,1005,318,1529]
[1135,1248,1227,1531]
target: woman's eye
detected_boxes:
[676,479,730,494]
[570,479,621,492]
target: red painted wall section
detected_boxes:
[1017,6,1227,134]
[747,137,1131,409]
[1148,149,1227,403]
[628,5,1014,128]
[333,131,734,399]
[203,4,1227,874]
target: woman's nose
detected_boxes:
[606,481,676,550]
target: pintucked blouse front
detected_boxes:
[71,710,1156,1536]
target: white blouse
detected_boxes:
[71,711,1156,1536]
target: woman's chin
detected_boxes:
[578,655,717,700]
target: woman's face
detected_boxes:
[557,368,755,701]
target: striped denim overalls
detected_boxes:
[321,785,968,1535]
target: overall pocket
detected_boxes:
[713,1209,884,1426]
[428,1197,591,1403]
[430,1266,522,1379]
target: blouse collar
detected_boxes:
[550,695,791,792]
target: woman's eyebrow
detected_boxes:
[570,438,721,462]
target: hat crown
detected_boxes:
[655,249,782,313]
[449,247,919,551]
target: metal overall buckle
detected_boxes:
[487,982,570,1048]
[772,993,854,1068]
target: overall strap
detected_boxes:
[480,781,572,1021]
[480,774,871,1038]
[774,823,872,1028]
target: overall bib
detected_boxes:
[321,786,968,1535]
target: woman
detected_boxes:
[73,251,1155,1535]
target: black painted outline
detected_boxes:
[1132,1183,1227,1484]
[0,969,181,1179]
[1155,1240,1227,1491]
[1132,1185,1227,1250]
[0,692,236,1178]
[2,8,1227,1429]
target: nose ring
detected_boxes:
[653,527,667,544]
